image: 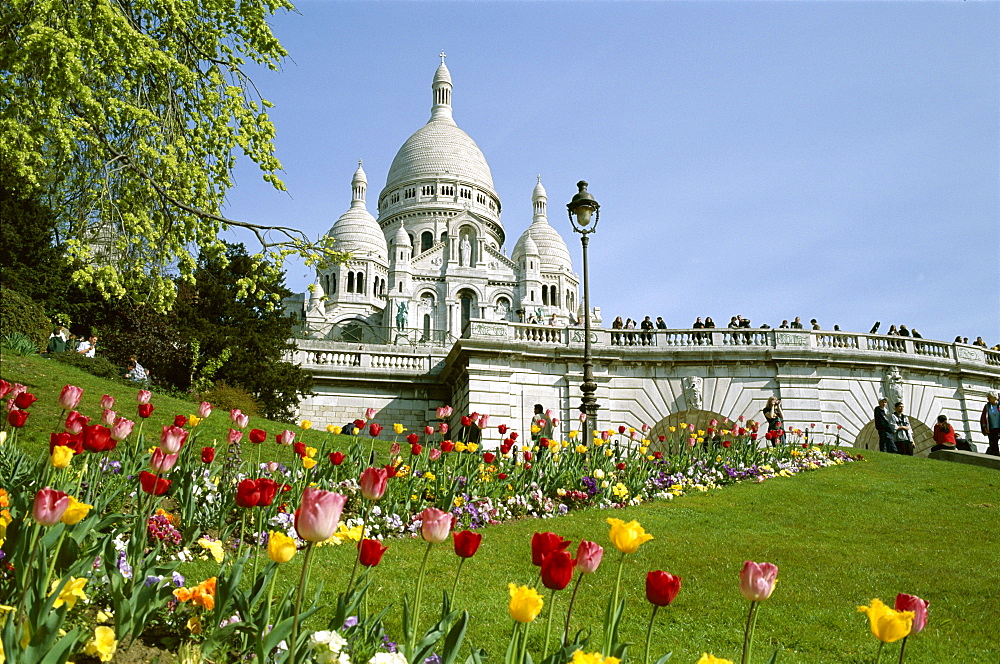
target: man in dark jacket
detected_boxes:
[874,397,898,453]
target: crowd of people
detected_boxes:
[873,393,1000,457]
[43,326,151,383]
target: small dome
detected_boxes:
[393,224,412,247]
[513,177,573,272]
[326,162,388,263]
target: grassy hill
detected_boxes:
[2,353,999,662]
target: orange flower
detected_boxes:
[172,577,217,610]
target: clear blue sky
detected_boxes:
[223,1,999,344]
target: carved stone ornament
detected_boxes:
[883,366,904,406]
[684,375,703,411]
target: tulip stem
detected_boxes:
[290,542,315,664]
[543,588,557,659]
[644,604,660,664]
[43,527,68,595]
[897,637,907,664]
[451,556,466,602]
[563,572,584,646]
[409,541,434,655]
[347,501,372,595]
[741,600,759,664]
[874,641,885,664]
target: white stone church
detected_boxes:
[297,57,580,344]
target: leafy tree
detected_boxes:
[173,242,311,420]
[1,0,342,311]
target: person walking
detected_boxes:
[981,392,1000,456]
[874,398,898,454]
[891,402,914,456]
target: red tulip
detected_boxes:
[59,385,84,410]
[14,392,37,409]
[295,487,347,542]
[894,593,929,634]
[0,380,10,399]
[739,561,778,602]
[483,452,496,464]
[461,416,472,427]
[384,463,399,478]
[498,472,508,480]
[453,530,483,558]
[82,424,115,452]
[136,389,152,404]
[50,432,83,454]
[646,570,682,606]
[617,425,626,434]
[658,435,666,442]
[369,423,383,437]
[509,432,518,441]
[616,462,626,470]
[524,463,532,470]
[722,440,732,448]
[159,425,188,454]
[390,441,401,456]
[33,487,70,525]
[7,409,29,428]
[201,447,216,463]
[139,471,171,495]
[170,414,186,427]
[360,467,389,501]
[418,507,453,543]
[65,410,90,433]
[411,443,423,456]
[137,403,154,418]
[541,550,575,590]
[329,451,345,466]
[440,440,454,453]
[531,532,571,566]
[250,428,267,444]
[358,538,388,567]
[575,540,604,574]
[497,424,508,434]
[406,433,419,445]
[654,451,663,459]
[293,442,306,457]
[236,478,279,508]
[523,451,533,462]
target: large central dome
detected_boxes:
[385,122,494,192]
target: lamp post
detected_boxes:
[567,181,601,443]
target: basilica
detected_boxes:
[297,57,580,344]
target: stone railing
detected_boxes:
[289,343,437,375]
[464,321,1000,368]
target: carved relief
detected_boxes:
[776,332,809,346]
[683,376,703,411]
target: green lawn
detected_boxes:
[3,352,999,663]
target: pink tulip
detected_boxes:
[551,417,560,427]
[365,407,377,420]
[895,594,929,634]
[709,419,719,427]
[101,409,117,427]
[576,540,604,574]
[58,385,84,410]
[233,412,250,429]
[629,430,638,440]
[65,411,90,435]
[438,423,449,434]
[687,423,696,432]
[276,430,295,445]
[739,561,779,602]
[641,423,651,433]
[436,406,447,419]
[295,487,347,542]
[390,442,401,456]
[267,461,280,472]
[198,401,213,419]
[418,507,453,543]
[545,409,553,418]
[110,417,135,442]
[227,428,244,445]
[738,414,746,422]
[579,412,587,423]
[101,394,115,410]
[230,408,242,423]
[150,448,179,473]
[429,448,442,461]
[360,467,389,501]
[601,430,611,441]
[9,383,26,402]
[687,437,697,447]
[0,379,10,399]
[424,425,434,436]
[137,389,152,404]
[478,414,490,428]
[33,487,70,526]
[160,425,188,454]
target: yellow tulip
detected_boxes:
[606,517,654,554]
[530,425,541,434]
[393,423,405,434]
[306,446,318,458]
[187,615,203,635]
[568,430,579,439]
[51,445,74,469]
[696,655,732,664]
[0,431,6,445]
[302,457,317,469]
[61,496,93,525]
[83,626,118,662]
[326,424,337,433]
[51,577,88,609]
[300,419,312,430]
[188,415,201,427]
[576,444,588,454]
[571,651,621,664]
[468,443,478,452]
[669,426,676,433]
[508,583,544,623]
[604,449,613,457]
[858,598,914,643]
[268,531,297,563]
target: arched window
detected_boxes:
[552,288,559,307]
[347,272,354,293]
[421,231,433,253]
[542,285,549,305]
[356,272,365,294]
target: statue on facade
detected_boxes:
[884,366,904,406]
[496,300,508,321]
[396,301,408,331]
[684,375,704,411]
[459,235,472,266]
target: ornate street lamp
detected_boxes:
[567,181,601,443]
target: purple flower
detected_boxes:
[343,616,359,629]
[172,571,186,587]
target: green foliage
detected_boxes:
[50,349,122,380]
[199,381,261,417]
[2,331,40,356]
[189,339,233,394]
[0,286,50,350]
[1,0,347,311]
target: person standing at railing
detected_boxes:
[790,317,804,329]
[611,316,624,345]
[980,392,1000,456]
[656,316,667,330]
[624,318,637,345]
[874,398,898,454]
[640,316,654,345]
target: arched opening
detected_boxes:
[458,288,478,335]
[347,272,354,293]
[458,226,476,266]
[342,321,364,343]
[542,285,549,306]
[496,297,511,321]
[854,417,934,456]
[421,231,434,254]
[422,313,431,341]
[356,272,365,294]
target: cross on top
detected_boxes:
[439,52,447,64]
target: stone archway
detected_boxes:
[649,409,728,455]
[854,417,934,456]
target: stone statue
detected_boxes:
[459,235,472,266]
[496,300,508,320]
[536,307,544,322]
[883,366,904,406]
[396,301,408,331]
[684,376,704,411]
